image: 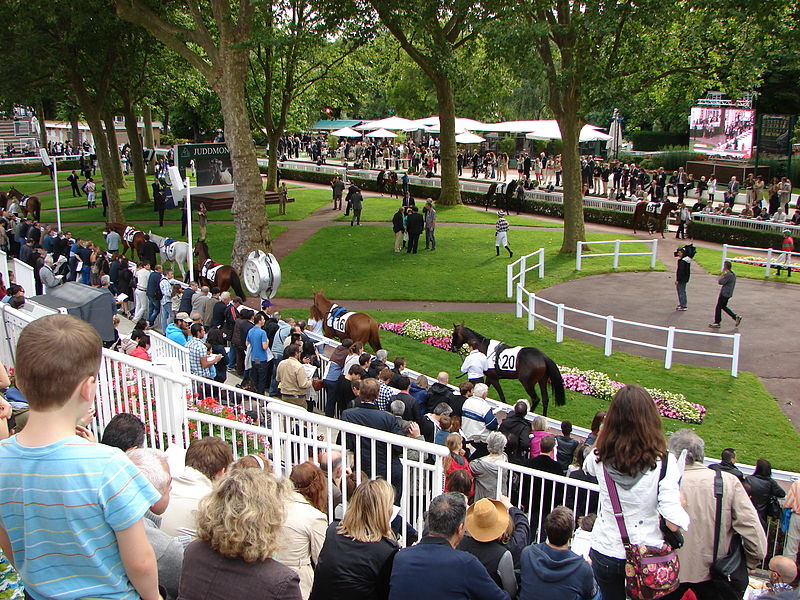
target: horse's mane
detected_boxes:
[310,304,323,320]
[458,324,489,344]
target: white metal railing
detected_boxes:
[513,284,741,376]
[576,239,658,271]
[12,258,35,295]
[0,154,81,165]
[148,329,191,372]
[693,212,800,235]
[722,243,800,277]
[506,248,545,298]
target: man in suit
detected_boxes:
[67,170,82,197]
[405,206,424,254]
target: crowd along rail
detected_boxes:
[513,283,741,376]
[575,239,659,271]
[692,212,800,236]
[721,243,800,277]
[506,248,545,298]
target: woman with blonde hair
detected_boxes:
[276,462,328,599]
[177,468,302,599]
[309,479,399,600]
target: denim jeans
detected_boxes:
[148,299,160,327]
[676,282,687,308]
[160,302,173,334]
[425,228,436,249]
[590,548,626,600]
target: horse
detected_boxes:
[310,289,382,352]
[451,323,565,416]
[148,231,191,280]
[105,222,144,259]
[7,187,41,221]
[193,239,247,299]
[210,159,233,185]
[632,200,678,237]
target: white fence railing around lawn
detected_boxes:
[506,248,545,298]
[512,284,741,376]
[722,243,800,277]
[576,239,658,271]
[693,212,800,236]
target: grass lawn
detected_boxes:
[693,246,800,285]
[334,196,556,227]
[282,308,800,471]
[61,222,287,262]
[277,226,665,302]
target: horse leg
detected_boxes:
[522,378,541,413]
[538,375,550,417]
[487,374,506,404]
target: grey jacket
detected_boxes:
[39,265,60,289]
[144,515,184,600]
[718,271,736,298]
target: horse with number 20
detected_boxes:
[310,290,382,352]
[451,323,565,416]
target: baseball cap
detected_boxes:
[175,312,190,321]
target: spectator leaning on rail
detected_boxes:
[660,429,766,600]
[461,383,500,461]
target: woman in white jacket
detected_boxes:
[583,385,690,600]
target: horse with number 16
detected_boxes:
[310,290,382,352]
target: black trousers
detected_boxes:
[407,232,421,253]
[714,294,737,324]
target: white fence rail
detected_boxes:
[506,248,545,298]
[12,258,35,295]
[513,284,741,376]
[576,239,658,271]
[722,243,800,277]
[693,212,800,236]
[148,329,191,372]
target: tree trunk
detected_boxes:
[36,99,48,150]
[123,99,150,204]
[265,130,280,192]
[554,107,586,253]
[142,104,156,174]
[103,113,126,189]
[214,53,271,272]
[70,115,80,147]
[434,77,461,206]
[83,105,125,223]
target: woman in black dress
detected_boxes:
[117,257,134,318]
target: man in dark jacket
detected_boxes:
[231,308,254,376]
[499,400,532,463]
[392,207,405,253]
[389,492,509,600]
[426,372,456,413]
[405,206,424,254]
[675,246,691,311]
[140,234,160,269]
[179,281,198,314]
[708,447,745,482]
[350,188,363,226]
[146,265,164,327]
[519,506,596,600]
[210,291,228,329]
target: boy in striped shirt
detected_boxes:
[0,315,161,600]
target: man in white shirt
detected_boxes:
[132,262,151,322]
[460,383,499,460]
[461,341,489,384]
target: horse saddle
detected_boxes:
[646,201,662,214]
[325,304,353,334]
[200,259,222,282]
[163,238,176,261]
[19,195,29,207]
[487,339,523,372]
[123,226,139,243]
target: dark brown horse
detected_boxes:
[105,222,144,259]
[7,187,41,221]
[311,290,382,352]
[451,323,565,416]
[193,240,247,299]
[632,200,678,237]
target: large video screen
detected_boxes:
[689,106,754,160]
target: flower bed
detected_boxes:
[379,319,706,423]
[188,394,270,455]
[731,256,800,273]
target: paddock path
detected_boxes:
[264,180,800,427]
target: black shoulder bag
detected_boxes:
[709,470,748,600]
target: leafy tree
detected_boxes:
[115,0,271,269]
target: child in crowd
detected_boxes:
[435,414,452,445]
[0,314,161,600]
[570,513,596,561]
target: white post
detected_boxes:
[613,239,620,269]
[575,242,583,271]
[53,157,62,232]
[515,284,523,318]
[528,293,535,330]
[721,244,728,271]
[185,179,194,282]
[538,248,544,278]
[506,263,513,298]
[731,333,740,377]
[604,316,614,356]
[664,326,675,369]
[556,304,565,343]
[765,248,772,278]
[520,256,527,290]
[650,239,658,269]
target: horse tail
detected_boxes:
[544,356,565,406]
[229,270,247,300]
[369,320,383,351]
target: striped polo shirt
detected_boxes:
[0,435,160,600]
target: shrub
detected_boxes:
[0,160,81,175]
[629,130,689,151]
[687,220,784,248]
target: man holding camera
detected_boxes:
[675,246,692,311]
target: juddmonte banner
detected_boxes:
[176,143,234,187]
[758,114,793,156]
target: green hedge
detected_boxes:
[0,159,81,175]
[629,131,689,151]
[687,220,785,248]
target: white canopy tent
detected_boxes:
[356,116,417,131]
[515,121,611,142]
[366,128,398,138]
[330,126,363,138]
[406,116,490,134]
[455,131,486,144]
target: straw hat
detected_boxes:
[465,498,509,542]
